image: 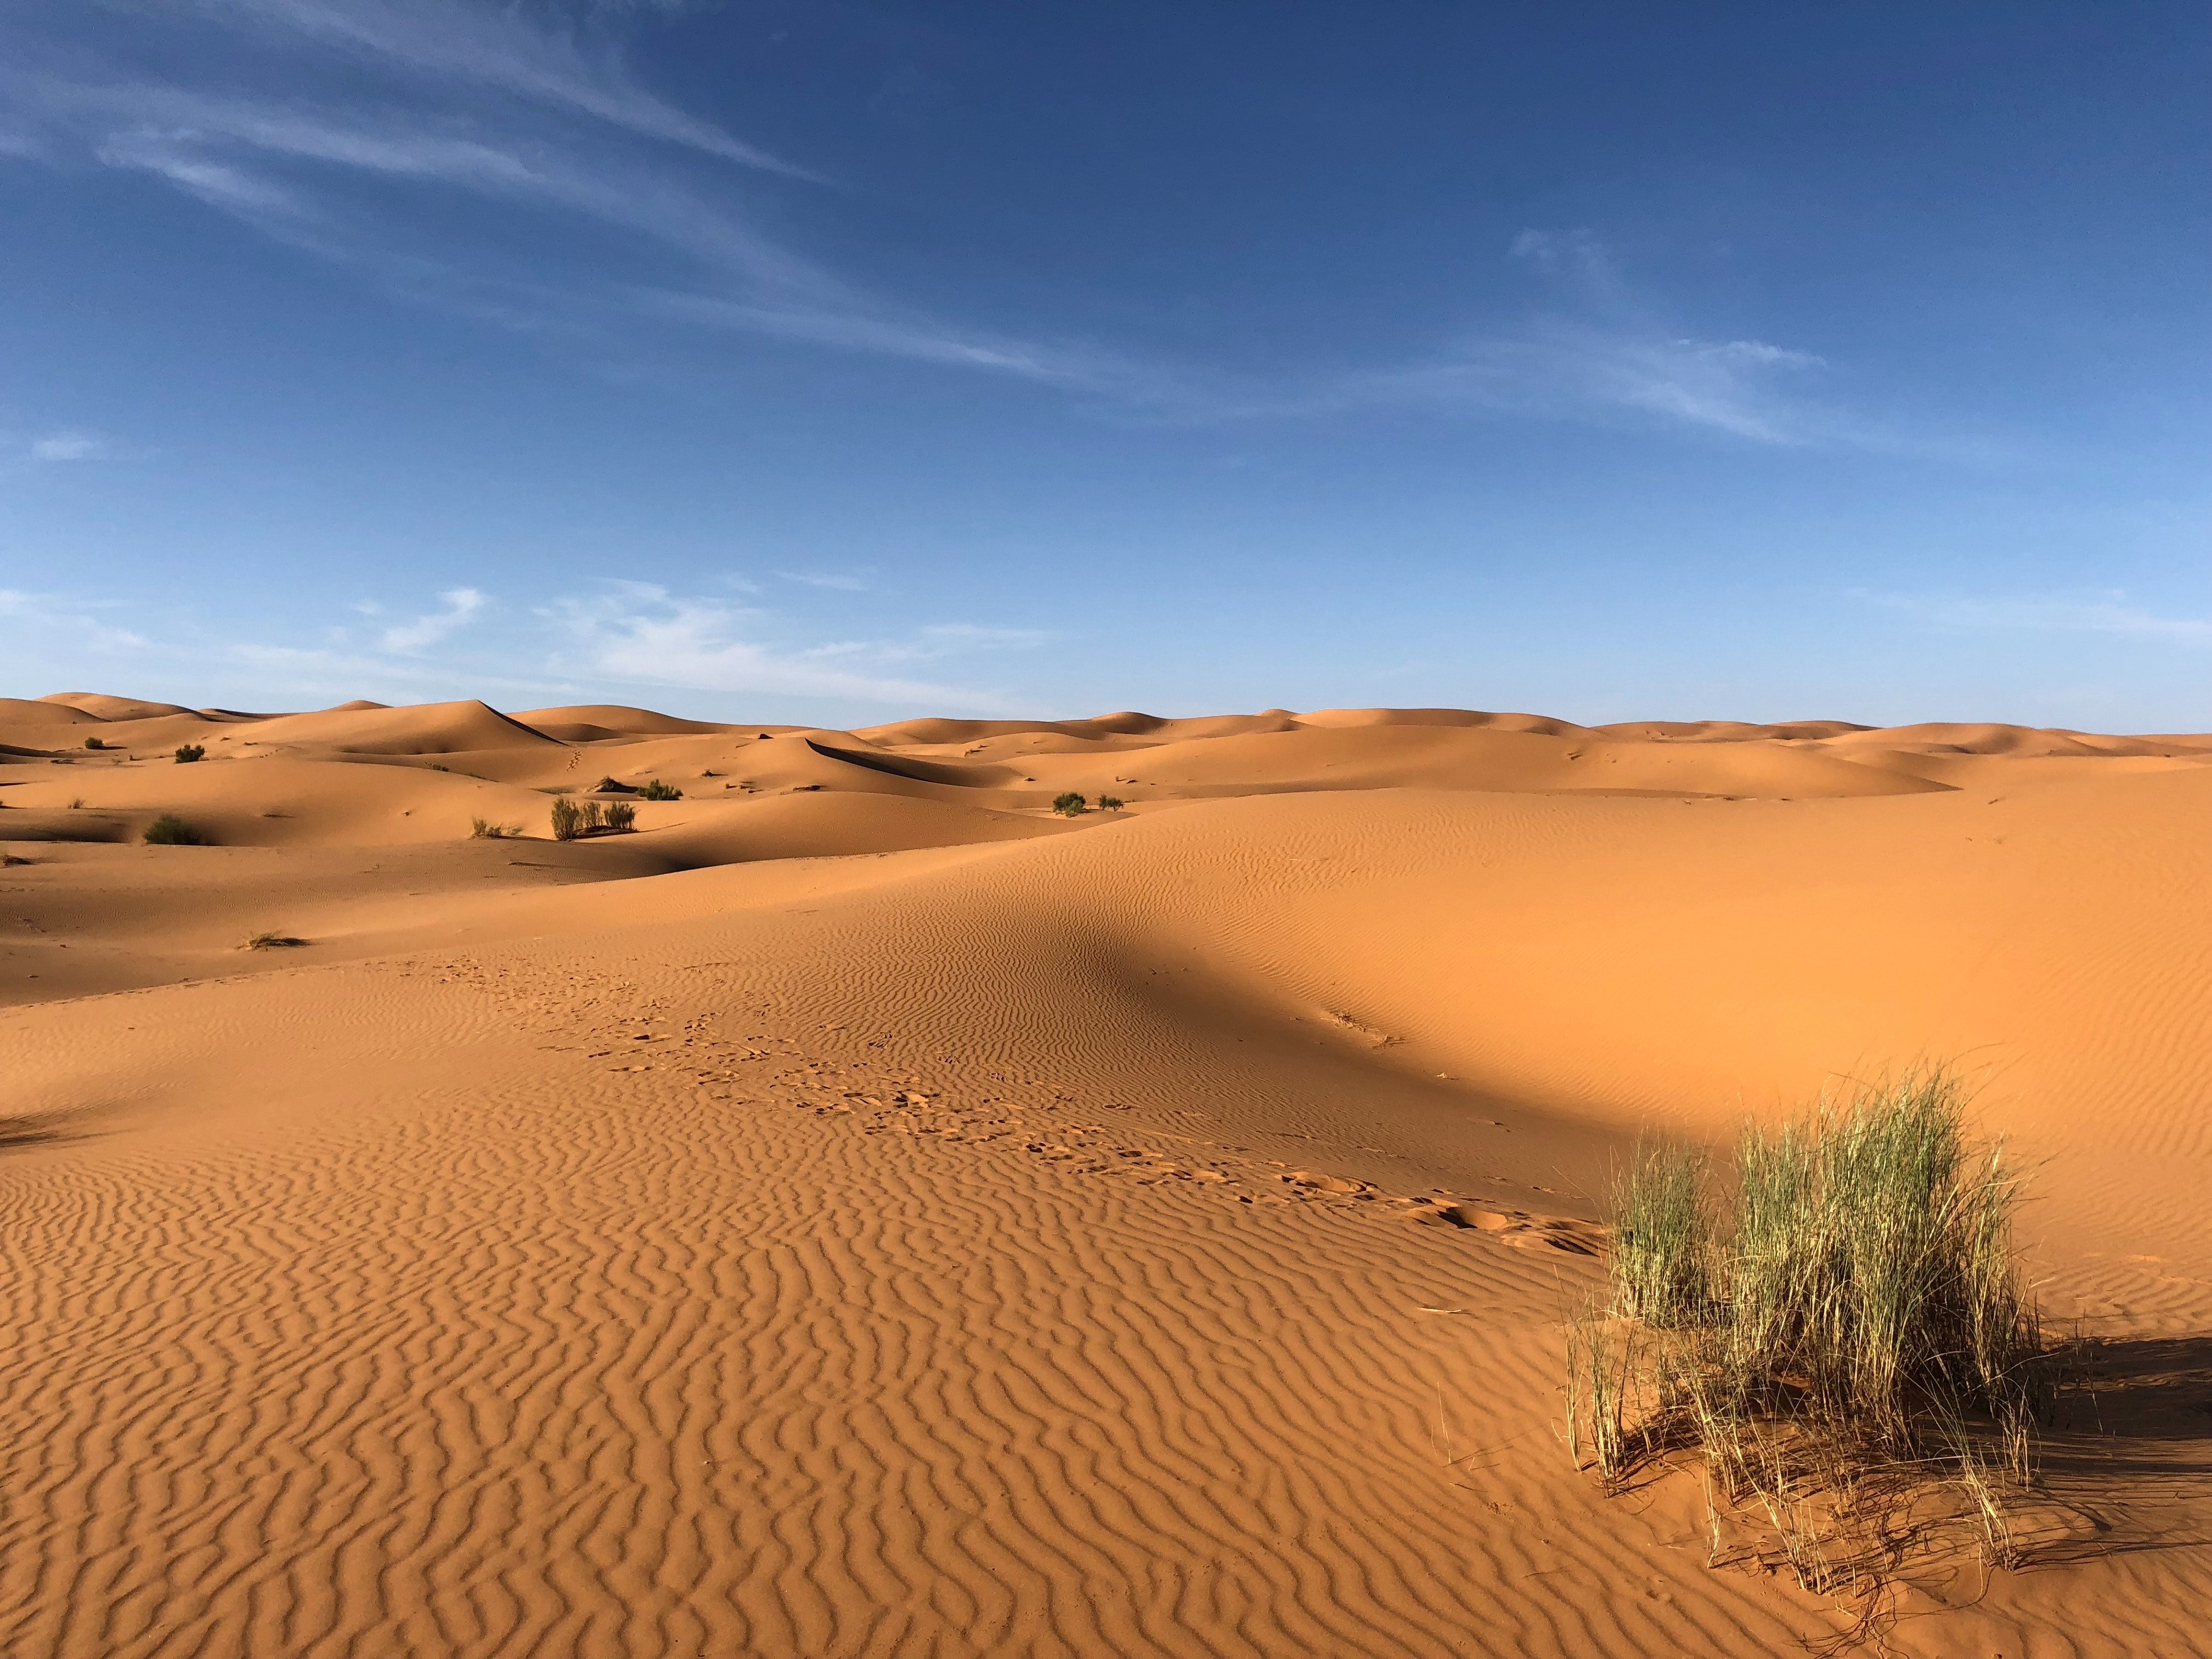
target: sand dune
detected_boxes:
[3,695,2209,1657]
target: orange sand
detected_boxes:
[3,693,2208,1657]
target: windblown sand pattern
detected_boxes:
[3,695,2209,1657]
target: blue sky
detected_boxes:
[2,1,2205,728]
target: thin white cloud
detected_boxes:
[777,571,870,592]
[29,429,109,461]
[381,585,487,652]
[3,578,1032,713]
[916,623,1054,650]
[546,583,1014,709]
[0,586,147,650]
[1859,589,2212,645]
[142,0,811,176]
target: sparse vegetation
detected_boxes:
[67,797,83,810]
[143,813,205,845]
[639,778,681,800]
[174,743,206,764]
[1565,1069,2052,1616]
[1053,792,1088,816]
[244,932,308,950]
[470,816,523,839]
[1097,794,1126,811]
[551,797,636,840]
[84,736,108,750]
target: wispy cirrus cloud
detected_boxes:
[1858,588,2212,645]
[1,5,1918,449]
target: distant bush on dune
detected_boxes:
[639,779,681,800]
[1053,792,1088,817]
[144,814,205,845]
[173,744,205,764]
[1098,794,1125,811]
[470,816,522,839]
[83,737,108,751]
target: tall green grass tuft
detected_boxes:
[1611,1141,1711,1328]
[1565,1069,2050,1610]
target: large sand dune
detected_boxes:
[3,696,2209,1657]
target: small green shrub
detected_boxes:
[1097,794,1125,811]
[550,797,584,840]
[470,816,522,839]
[603,800,636,831]
[144,813,204,845]
[1052,792,1088,817]
[83,737,107,751]
[639,778,681,801]
[174,743,206,764]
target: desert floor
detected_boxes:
[4,692,2210,1657]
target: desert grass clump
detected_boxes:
[1098,794,1126,811]
[1610,1141,1712,1328]
[551,797,635,839]
[244,931,307,950]
[470,816,522,839]
[639,778,681,800]
[173,743,206,764]
[1052,792,1088,817]
[1565,1069,2050,1608]
[84,736,108,751]
[143,813,205,845]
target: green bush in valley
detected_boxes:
[174,743,206,764]
[84,737,107,751]
[603,800,637,831]
[144,813,205,845]
[639,779,681,800]
[1098,794,1126,811]
[1052,792,1088,817]
[550,797,584,841]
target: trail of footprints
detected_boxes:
[427,953,1604,1258]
